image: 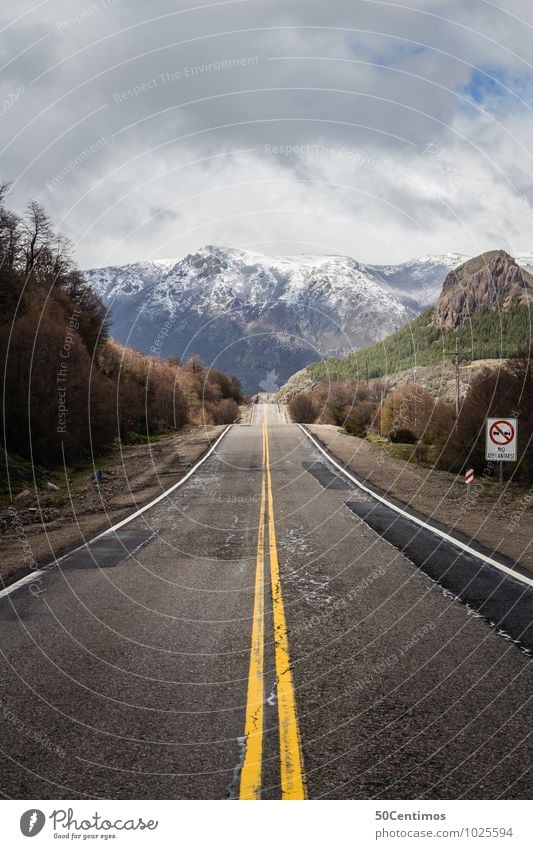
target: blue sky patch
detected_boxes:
[463,67,533,107]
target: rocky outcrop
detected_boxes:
[434,250,533,330]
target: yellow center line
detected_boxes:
[265,417,307,800]
[240,409,306,800]
[239,425,267,799]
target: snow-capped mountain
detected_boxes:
[84,246,466,390]
[366,254,469,307]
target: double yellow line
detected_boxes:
[239,417,306,800]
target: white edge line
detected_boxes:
[299,425,533,590]
[0,425,232,600]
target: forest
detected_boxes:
[308,302,532,382]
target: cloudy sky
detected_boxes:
[2,0,533,268]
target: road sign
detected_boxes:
[485,417,518,462]
[465,468,475,484]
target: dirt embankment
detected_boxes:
[308,425,533,571]
[278,359,506,406]
[0,425,227,586]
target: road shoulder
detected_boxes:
[0,425,226,587]
[306,424,533,572]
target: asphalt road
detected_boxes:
[0,404,532,800]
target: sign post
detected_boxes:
[464,467,474,504]
[485,417,518,497]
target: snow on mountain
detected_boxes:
[367,254,469,307]
[86,259,177,302]
[83,246,465,390]
[515,253,533,276]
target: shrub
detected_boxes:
[288,394,317,423]
[211,398,239,424]
[438,357,533,481]
[389,428,417,444]
[344,401,375,438]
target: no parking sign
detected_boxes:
[485,417,518,462]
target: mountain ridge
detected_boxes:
[84,246,472,390]
[434,250,533,330]
[305,249,533,384]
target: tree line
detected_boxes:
[0,185,242,472]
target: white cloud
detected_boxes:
[1,0,533,266]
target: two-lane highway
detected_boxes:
[0,404,531,799]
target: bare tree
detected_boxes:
[50,233,74,280]
[35,234,74,283]
[23,200,52,273]
[0,208,21,270]
[0,181,9,207]
[0,182,21,270]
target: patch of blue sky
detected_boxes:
[462,67,533,107]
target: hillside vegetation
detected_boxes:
[0,185,241,484]
[289,358,533,483]
[308,301,531,382]
[291,251,533,485]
